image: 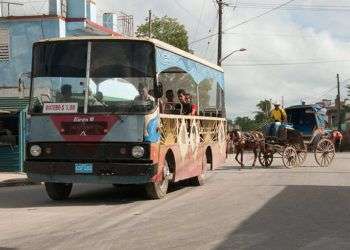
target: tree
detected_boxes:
[136,15,189,52]
[255,99,272,124]
[233,99,273,131]
[234,116,259,132]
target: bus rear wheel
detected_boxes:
[145,160,170,199]
[45,182,73,201]
[190,153,208,186]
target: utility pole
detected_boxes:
[148,10,152,38]
[217,0,223,66]
[336,74,341,131]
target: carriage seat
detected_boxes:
[263,122,288,142]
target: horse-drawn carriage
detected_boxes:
[258,104,335,168]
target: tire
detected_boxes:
[190,153,208,186]
[314,138,335,167]
[45,182,73,201]
[145,160,170,199]
[258,151,273,167]
[296,144,307,166]
[282,146,298,168]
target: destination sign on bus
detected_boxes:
[43,103,78,113]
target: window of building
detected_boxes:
[0,28,10,61]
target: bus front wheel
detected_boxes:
[145,160,170,199]
[45,182,73,201]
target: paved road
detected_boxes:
[1,153,350,250]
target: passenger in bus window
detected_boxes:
[134,84,155,102]
[59,84,73,102]
[177,89,191,115]
[185,93,198,116]
[164,90,176,113]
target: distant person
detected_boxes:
[271,102,287,122]
[331,130,343,152]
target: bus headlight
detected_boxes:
[132,146,144,158]
[30,145,42,157]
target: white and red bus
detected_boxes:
[25,37,226,199]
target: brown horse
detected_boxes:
[229,130,264,167]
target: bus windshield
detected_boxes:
[30,40,156,114]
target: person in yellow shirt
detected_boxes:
[271,102,287,122]
[268,102,287,138]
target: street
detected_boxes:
[1,153,350,250]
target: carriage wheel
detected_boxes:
[296,145,307,166]
[282,146,298,168]
[314,138,335,167]
[258,151,274,167]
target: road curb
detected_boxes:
[0,179,39,188]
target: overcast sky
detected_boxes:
[95,0,350,119]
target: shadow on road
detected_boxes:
[217,165,288,171]
[216,165,350,174]
[0,180,192,209]
[216,185,350,250]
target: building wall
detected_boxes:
[67,0,87,18]
[0,18,63,87]
[0,0,119,91]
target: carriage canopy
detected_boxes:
[286,104,328,136]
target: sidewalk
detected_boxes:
[0,172,37,187]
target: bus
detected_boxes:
[25,37,227,200]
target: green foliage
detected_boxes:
[234,116,259,131]
[233,99,272,131]
[136,15,189,52]
[255,99,272,124]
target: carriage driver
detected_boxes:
[271,102,287,123]
[269,102,287,138]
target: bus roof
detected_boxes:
[36,36,224,73]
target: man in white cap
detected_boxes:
[268,102,287,139]
[270,102,287,123]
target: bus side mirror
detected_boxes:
[154,82,163,98]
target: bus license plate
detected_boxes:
[75,163,93,174]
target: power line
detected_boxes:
[223,0,297,32]
[303,78,350,103]
[192,0,207,43]
[223,59,350,67]
[224,32,350,39]
[173,0,210,30]
[189,0,297,44]
[231,2,350,12]
[203,13,218,58]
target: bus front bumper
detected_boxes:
[24,161,158,185]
